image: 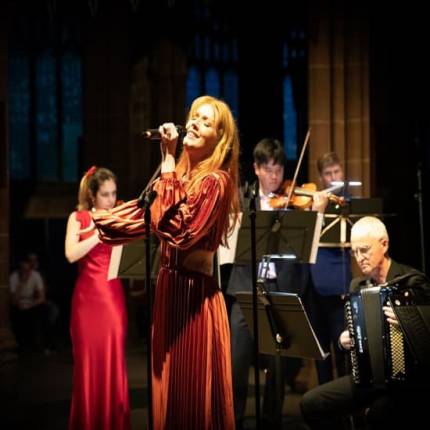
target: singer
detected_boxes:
[92,95,240,429]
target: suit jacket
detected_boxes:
[349,259,430,297]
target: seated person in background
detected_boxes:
[300,216,430,429]
[9,255,46,352]
[27,252,59,354]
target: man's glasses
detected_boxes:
[350,245,372,258]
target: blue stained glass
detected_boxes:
[222,43,229,63]
[223,70,239,118]
[205,68,220,97]
[35,51,58,180]
[283,43,289,68]
[9,53,30,179]
[232,39,238,63]
[214,41,220,62]
[194,34,201,60]
[61,51,82,182]
[186,66,201,108]
[204,36,211,61]
[283,75,297,160]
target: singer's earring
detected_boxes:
[91,206,96,213]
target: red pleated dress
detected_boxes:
[94,170,235,430]
[69,210,131,430]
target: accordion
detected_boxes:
[345,285,418,389]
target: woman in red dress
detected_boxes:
[65,166,130,430]
[94,95,240,429]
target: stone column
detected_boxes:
[308,2,370,197]
[0,3,17,361]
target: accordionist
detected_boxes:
[300,216,430,430]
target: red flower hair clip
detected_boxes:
[85,165,97,178]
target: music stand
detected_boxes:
[234,210,323,264]
[319,197,384,248]
[234,210,325,427]
[236,291,328,359]
[108,239,160,281]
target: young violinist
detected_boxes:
[226,137,329,428]
[308,152,352,384]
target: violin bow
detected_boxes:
[284,129,311,208]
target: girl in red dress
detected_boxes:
[65,167,130,430]
[94,95,240,429]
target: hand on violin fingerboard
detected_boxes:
[311,190,329,213]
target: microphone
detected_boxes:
[141,125,185,139]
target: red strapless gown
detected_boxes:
[69,210,130,430]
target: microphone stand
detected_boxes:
[138,130,183,429]
[138,190,157,430]
[415,161,426,273]
[137,163,161,430]
[249,187,262,429]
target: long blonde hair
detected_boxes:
[77,166,117,211]
[176,95,240,243]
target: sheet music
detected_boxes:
[217,212,242,265]
[108,245,123,280]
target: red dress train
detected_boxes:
[69,210,130,430]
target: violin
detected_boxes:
[268,180,345,210]
[268,129,345,210]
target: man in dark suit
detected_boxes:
[226,138,328,429]
[301,216,430,429]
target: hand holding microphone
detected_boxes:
[157,123,180,157]
[141,124,185,173]
[141,124,185,140]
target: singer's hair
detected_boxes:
[77,167,117,211]
[176,95,240,245]
[253,138,286,167]
[317,152,341,175]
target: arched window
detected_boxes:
[282,28,307,161]
[185,6,239,117]
[35,51,58,180]
[9,25,82,182]
[9,52,30,179]
[61,51,82,182]
[283,74,297,161]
